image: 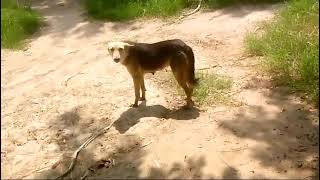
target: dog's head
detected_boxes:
[106,41,133,63]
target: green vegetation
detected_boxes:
[246,0,319,104]
[84,0,286,21]
[1,0,41,49]
[203,0,285,9]
[158,71,232,106]
[193,72,233,105]
[85,0,188,21]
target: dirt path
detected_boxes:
[1,0,319,179]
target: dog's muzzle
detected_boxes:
[114,58,120,63]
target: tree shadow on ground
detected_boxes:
[31,0,105,40]
[206,1,284,19]
[30,0,144,42]
[29,0,283,43]
[220,80,319,178]
[91,153,216,179]
[32,107,103,179]
[32,105,238,179]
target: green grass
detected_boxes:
[85,0,188,21]
[157,71,233,106]
[245,0,319,105]
[84,0,286,21]
[1,0,41,49]
[193,72,233,105]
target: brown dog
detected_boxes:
[107,39,198,107]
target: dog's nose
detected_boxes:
[114,58,120,62]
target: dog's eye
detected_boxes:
[110,48,114,51]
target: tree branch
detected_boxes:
[55,118,117,179]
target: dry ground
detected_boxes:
[1,0,319,179]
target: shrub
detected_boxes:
[1,0,41,49]
[246,0,319,104]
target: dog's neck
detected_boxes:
[119,46,131,65]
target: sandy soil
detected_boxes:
[1,0,319,179]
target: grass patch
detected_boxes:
[245,0,319,105]
[193,72,233,105]
[84,0,286,21]
[1,0,41,49]
[157,71,232,106]
[84,0,188,21]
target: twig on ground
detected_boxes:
[80,170,90,180]
[217,153,236,170]
[65,50,79,55]
[63,72,84,87]
[304,175,317,179]
[51,159,62,169]
[237,54,254,61]
[253,27,262,33]
[19,164,53,179]
[55,118,117,180]
[218,144,249,152]
[227,89,243,96]
[197,64,220,71]
[163,0,202,26]
[153,160,161,168]
[141,141,153,148]
[179,0,202,20]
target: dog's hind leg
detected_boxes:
[179,78,194,107]
[171,66,194,107]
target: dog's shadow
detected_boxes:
[114,101,200,134]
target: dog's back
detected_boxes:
[125,39,189,57]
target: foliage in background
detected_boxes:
[84,0,286,21]
[85,0,188,21]
[246,0,319,105]
[1,0,41,49]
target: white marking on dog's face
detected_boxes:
[107,41,132,64]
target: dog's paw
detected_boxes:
[182,104,192,110]
[183,100,194,109]
[130,103,138,108]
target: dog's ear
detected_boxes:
[105,40,112,45]
[106,41,114,49]
[123,42,134,47]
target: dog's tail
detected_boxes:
[185,46,199,87]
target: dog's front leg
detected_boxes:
[130,77,141,107]
[140,77,146,101]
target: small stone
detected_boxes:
[283,153,287,158]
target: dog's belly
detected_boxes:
[140,58,170,72]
